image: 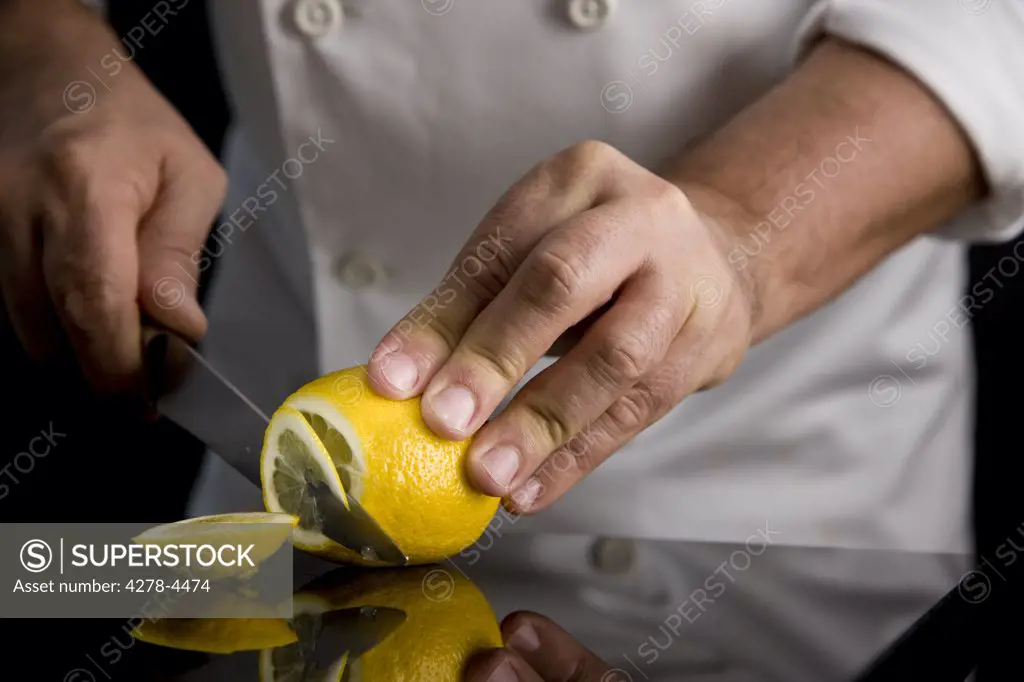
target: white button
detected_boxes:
[587,537,635,574]
[567,0,616,30]
[292,0,344,39]
[332,251,387,290]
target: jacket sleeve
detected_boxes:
[795,0,1024,243]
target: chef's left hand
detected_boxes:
[367,141,753,512]
[465,612,617,682]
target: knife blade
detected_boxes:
[143,329,409,566]
[297,605,407,669]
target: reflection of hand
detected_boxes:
[465,611,617,682]
[0,1,226,395]
[368,141,753,513]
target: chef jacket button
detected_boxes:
[567,0,616,30]
[332,251,387,290]
[587,537,635,574]
[292,0,344,39]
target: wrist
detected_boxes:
[0,2,147,141]
[675,180,765,343]
[0,0,119,110]
[0,0,107,54]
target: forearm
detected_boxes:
[0,0,117,133]
[667,37,984,344]
[0,0,109,61]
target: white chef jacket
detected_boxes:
[178,0,1024,561]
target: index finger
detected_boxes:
[365,162,600,402]
[41,188,142,394]
[419,207,642,441]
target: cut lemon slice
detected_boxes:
[297,409,364,502]
[261,406,352,554]
[132,512,297,580]
[261,366,500,565]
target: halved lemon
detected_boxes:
[132,512,298,580]
[260,366,500,565]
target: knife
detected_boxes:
[142,329,409,566]
[295,605,407,670]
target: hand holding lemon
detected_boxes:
[260,366,501,565]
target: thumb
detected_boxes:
[137,158,226,340]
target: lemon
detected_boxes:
[133,616,298,654]
[259,566,502,682]
[260,366,500,565]
[132,512,298,580]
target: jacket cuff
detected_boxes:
[795,0,1024,243]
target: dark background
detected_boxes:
[0,2,1020,678]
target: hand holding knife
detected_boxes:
[141,327,409,566]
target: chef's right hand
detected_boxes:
[0,0,226,396]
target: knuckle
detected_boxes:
[562,140,617,170]
[84,180,139,222]
[651,176,689,206]
[541,141,619,192]
[199,160,228,200]
[522,248,587,314]
[423,314,460,354]
[53,271,128,328]
[606,385,661,433]
[462,338,526,386]
[522,401,573,448]
[454,246,512,303]
[41,141,144,217]
[43,143,89,182]
[566,659,601,682]
[590,332,652,388]
[559,431,601,476]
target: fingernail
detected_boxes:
[479,446,520,490]
[510,477,543,511]
[508,624,540,652]
[429,384,476,432]
[379,352,418,393]
[488,661,519,682]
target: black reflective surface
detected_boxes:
[33,532,999,682]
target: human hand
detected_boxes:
[465,611,618,682]
[367,141,753,513]
[0,0,226,396]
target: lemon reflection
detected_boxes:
[134,565,502,681]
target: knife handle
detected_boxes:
[140,323,195,410]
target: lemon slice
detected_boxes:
[260,366,500,565]
[132,512,298,580]
[134,616,298,654]
[261,406,353,555]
